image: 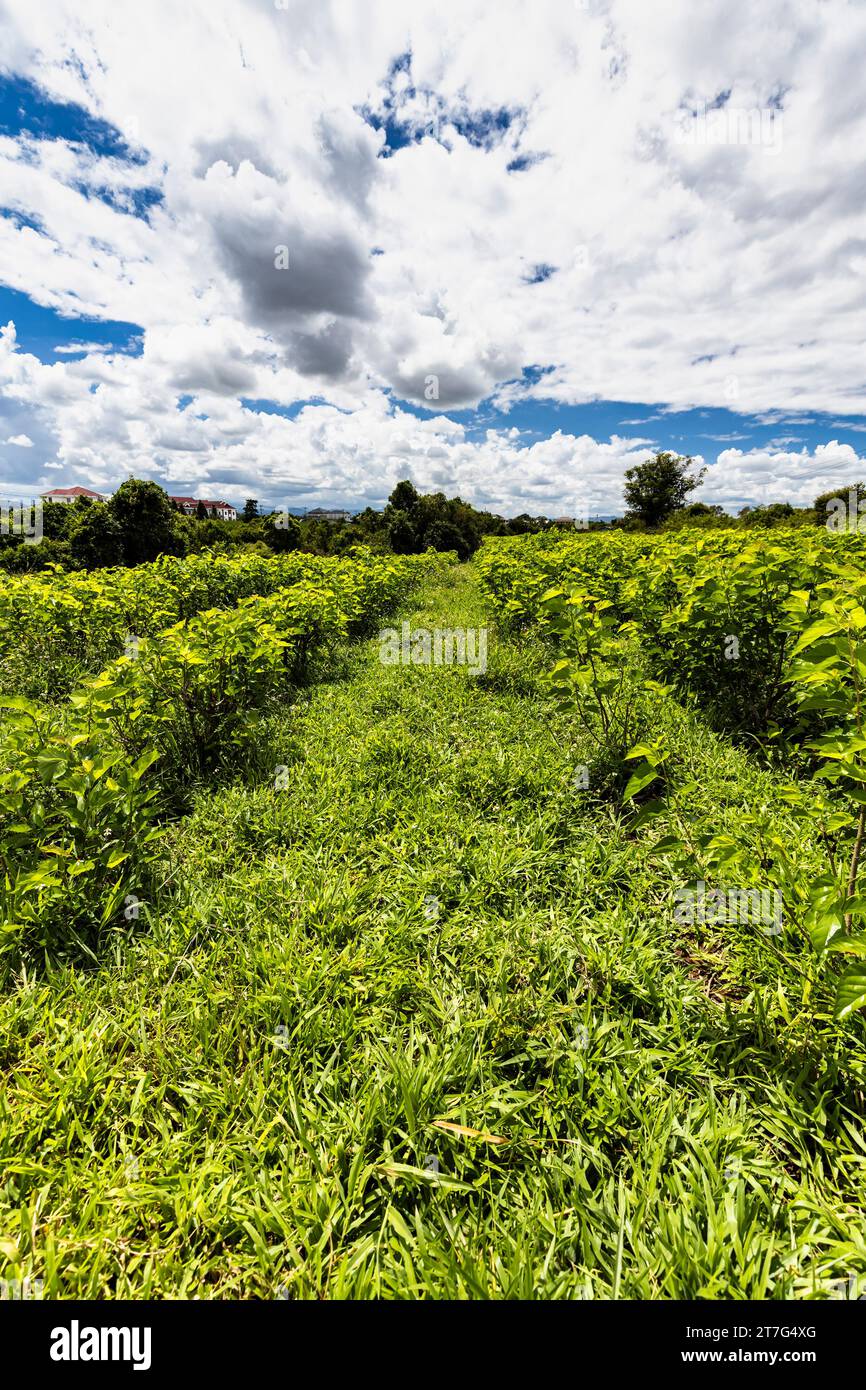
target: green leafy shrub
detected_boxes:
[540,585,669,803]
[0,547,442,963]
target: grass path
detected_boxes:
[2,563,866,1298]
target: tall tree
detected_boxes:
[262,510,300,552]
[386,508,419,554]
[242,498,259,522]
[388,480,420,513]
[109,480,183,565]
[623,452,706,527]
[68,501,123,569]
[814,483,866,528]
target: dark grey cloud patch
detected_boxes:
[170,355,258,395]
[212,204,374,379]
[316,109,380,211]
[215,215,373,324]
[152,430,210,452]
[289,319,356,378]
[390,364,495,411]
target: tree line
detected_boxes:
[0,479,550,573]
[0,462,859,573]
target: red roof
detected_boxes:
[170,496,235,509]
[41,485,105,498]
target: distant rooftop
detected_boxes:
[41,485,106,498]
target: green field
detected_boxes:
[2,537,866,1299]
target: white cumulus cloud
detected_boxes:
[0,0,863,510]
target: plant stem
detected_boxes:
[845,804,866,930]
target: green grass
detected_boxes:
[2,563,866,1298]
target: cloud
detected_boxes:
[701,441,866,510]
[203,161,375,354]
[5,432,33,445]
[53,341,112,355]
[0,0,863,505]
[1,317,862,513]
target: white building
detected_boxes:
[41,486,106,505]
[304,507,354,522]
[207,500,238,521]
[169,496,238,520]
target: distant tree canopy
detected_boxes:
[388,480,421,515]
[0,481,187,570]
[41,499,73,541]
[507,513,549,535]
[682,501,724,518]
[381,480,506,561]
[623,452,706,527]
[262,510,301,552]
[0,477,563,574]
[813,483,866,524]
[0,468,847,577]
[738,501,815,530]
[662,501,727,531]
[68,501,124,569]
[109,479,184,565]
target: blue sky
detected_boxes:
[396,392,866,466]
[0,73,137,159]
[0,287,142,361]
[4,267,866,506]
[0,0,865,516]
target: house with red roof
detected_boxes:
[169,496,238,520]
[40,486,107,504]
